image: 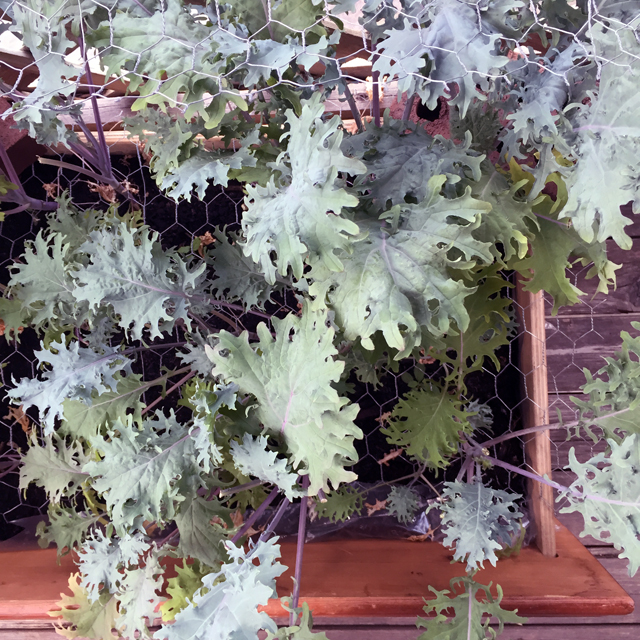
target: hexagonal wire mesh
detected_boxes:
[0,0,635,544]
[0,149,536,541]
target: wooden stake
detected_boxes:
[516,283,557,557]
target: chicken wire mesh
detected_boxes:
[0,0,636,545]
[0,153,535,541]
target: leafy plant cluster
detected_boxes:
[0,1,640,639]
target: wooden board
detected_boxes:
[515,285,556,557]
[0,522,632,623]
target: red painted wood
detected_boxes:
[0,521,632,623]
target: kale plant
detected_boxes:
[1,1,639,638]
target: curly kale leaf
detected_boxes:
[8,340,132,435]
[417,575,526,640]
[242,96,366,282]
[315,485,364,523]
[439,480,523,572]
[310,175,492,357]
[230,434,302,500]
[211,305,362,496]
[559,433,640,576]
[83,414,205,529]
[73,225,205,340]
[154,538,285,640]
[387,485,421,524]
[382,382,473,469]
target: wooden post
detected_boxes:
[515,284,557,558]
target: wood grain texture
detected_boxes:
[0,522,633,623]
[516,284,556,557]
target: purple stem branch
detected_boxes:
[402,93,416,121]
[259,497,290,543]
[289,476,310,625]
[141,370,196,416]
[231,487,280,544]
[483,454,640,508]
[219,478,264,497]
[0,141,21,186]
[371,53,381,128]
[343,83,364,132]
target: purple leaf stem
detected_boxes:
[141,370,196,416]
[231,486,280,544]
[259,496,290,543]
[484,454,640,508]
[343,83,364,132]
[371,53,380,128]
[402,93,416,121]
[289,475,310,625]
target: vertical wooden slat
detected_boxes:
[516,284,557,557]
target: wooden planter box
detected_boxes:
[0,131,634,638]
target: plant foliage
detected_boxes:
[2,1,640,638]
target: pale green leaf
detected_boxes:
[439,480,522,572]
[230,434,302,500]
[417,576,526,640]
[210,305,362,496]
[559,433,640,576]
[8,340,132,435]
[310,175,492,357]
[242,96,366,282]
[73,225,206,340]
[20,435,89,503]
[153,538,285,640]
[387,485,421,524]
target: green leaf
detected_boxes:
[0,174,18,195]
[61,372,149,441]
[211,305,362,496]
[37,505,101,557]
[225,0,325,41]
[159,559,210,622]
[242,96,366,282]
[374,1,509,116]
[310,175,493,357]
[116,553,164,639]
[84,414,204,529]
[7,231,79,332]
[572,322,640,440]
[315,485,364,523]
[174,496,232,567]
[160,131,259,201]
[559,433,640,576]
[8,340,132,435]
[154,538,286,640]
[10,0,79,143]
[560,24,640,249]
[266,601,330,640]
[417,576,526,640]
[387,485,421,524]
[208,229,276,309]
[231,434,302,500]
[438,480,523,572]
[382,382,472,469]
[345,119,483,212]
[78,530,150,601]
[19,435,89,503]
[73,225,206,340]
[89,0,241,127]
[50,574,119,640]
[437,266,514,377]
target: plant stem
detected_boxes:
[231,487,280,544]
[0,142,21,186]
[38,157,107,183]
[371,53,381,128]
[343,83,364,132]
[259,496,290,543]
[141,370,196,416]
[290,475,310,624]
[482,454,640,508]
[402,93,416,121]
[219,478,264,498]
